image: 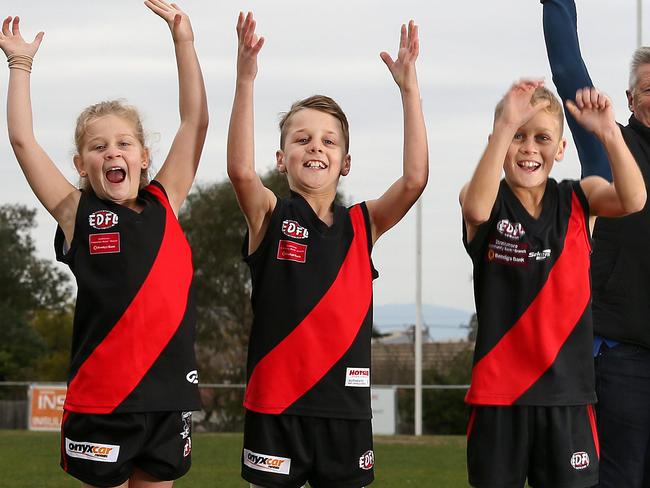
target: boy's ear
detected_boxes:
[555,138,568,162]
[276,150,287,173]
[627,89,635,113]
[141,148,150,169]
[73,154,87,177]
[340,154,351,176]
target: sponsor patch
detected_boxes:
[180,411,191,440]
[65,438,120,463]
[243,449,291,475]
[528,249,552,261]
[346,367,370,387]
[89,233,120,255]
[282,220,309,239]
[277,240,307,263]
[487,238,528,267]
[359,450,374,470]
[88,210,119,230]
[186,370,199,384]
[496,219,525,240]
[570,451,590,470]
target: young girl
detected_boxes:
[0,1,208,487]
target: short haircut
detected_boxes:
[494,86,564,135]
[629,47,650,90]
[74,99,151,190]
[278,95,350,153]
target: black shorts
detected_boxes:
[242,410,374,488]
[467,405,599,488]
[60,410,193,487]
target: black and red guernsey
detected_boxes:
[55,180,200,414]
[243,191,377,419]
[463,179,595,406]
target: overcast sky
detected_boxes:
[0,0,640,313]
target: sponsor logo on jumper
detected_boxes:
[65,438,120,463]
[277,240,307,263]
[186,370,199,384]
[570,451,590,470]
[282,220,309,239]
[89,232,120,255]
[183,438,192,457]
[487,238,528,267]
[359,450,374,470]
[346,367,370,387]
[180,412,191,440]
[88,210,119,229]
[496,219,525,240]
[243,449,291,475]
[528,249,552,261]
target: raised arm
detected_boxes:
[460,80,549,242]
[226,11,275,252]
[542,0,611,179]
[145,0,209,215]
[1,16,79,237]
[570,88,646,217]
[366,20,428,244]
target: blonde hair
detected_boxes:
[278,95,350,153]
[74,100,151,190]
[495,86,564,135]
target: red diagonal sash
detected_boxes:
[64,184,193,413]
[466,193,591,405]
[244,205,372,413]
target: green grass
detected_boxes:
[0,431,469,487]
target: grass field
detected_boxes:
[0,431,469,487]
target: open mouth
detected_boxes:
[105,167,126,183]
[517,161,541,173]
[304,160,327,170]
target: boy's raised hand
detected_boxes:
[496,79,549,129]
[566,87,617,139]
[0,16,43,60]
[236,11,264,83]
[380,20,419,91]
[144,0,194,42]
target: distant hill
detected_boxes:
[374,303,473,341]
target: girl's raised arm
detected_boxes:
[145,0,209,215]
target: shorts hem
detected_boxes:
[136,460,191,482]
[61,463,129,488]
[242,470,305,488]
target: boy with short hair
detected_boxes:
[460,80,646,488]
[227,11,428,488]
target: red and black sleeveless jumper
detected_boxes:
[463,179,595,406]
[243,191,377,419]
[55,181,200,414]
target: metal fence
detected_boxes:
[0,382,470,435]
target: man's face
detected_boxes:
[627,63,650,127]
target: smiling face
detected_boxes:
[502,110,566,192]
[627,63,650,127]
[74,114,149,206]
[276,108,351,195]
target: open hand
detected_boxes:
[145,0,194,42]
[236,11,265,82]
[0,16,44,60]
[380,20,419,91]
[496,79,549,129]
[566,87,617,138]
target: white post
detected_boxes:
[639,0,643,48]
[415,198,423,436]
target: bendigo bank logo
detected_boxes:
[570,451,590,470]
[496,219,525,240]
[282,220,309,239]
[88,210,119,229]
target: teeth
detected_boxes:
[518,161,540,169]
[305,160,326,169]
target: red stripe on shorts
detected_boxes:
[587,404,600,459]
[466,192,591,405]
[244,205,372,413]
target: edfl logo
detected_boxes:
[570,452,590,470]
